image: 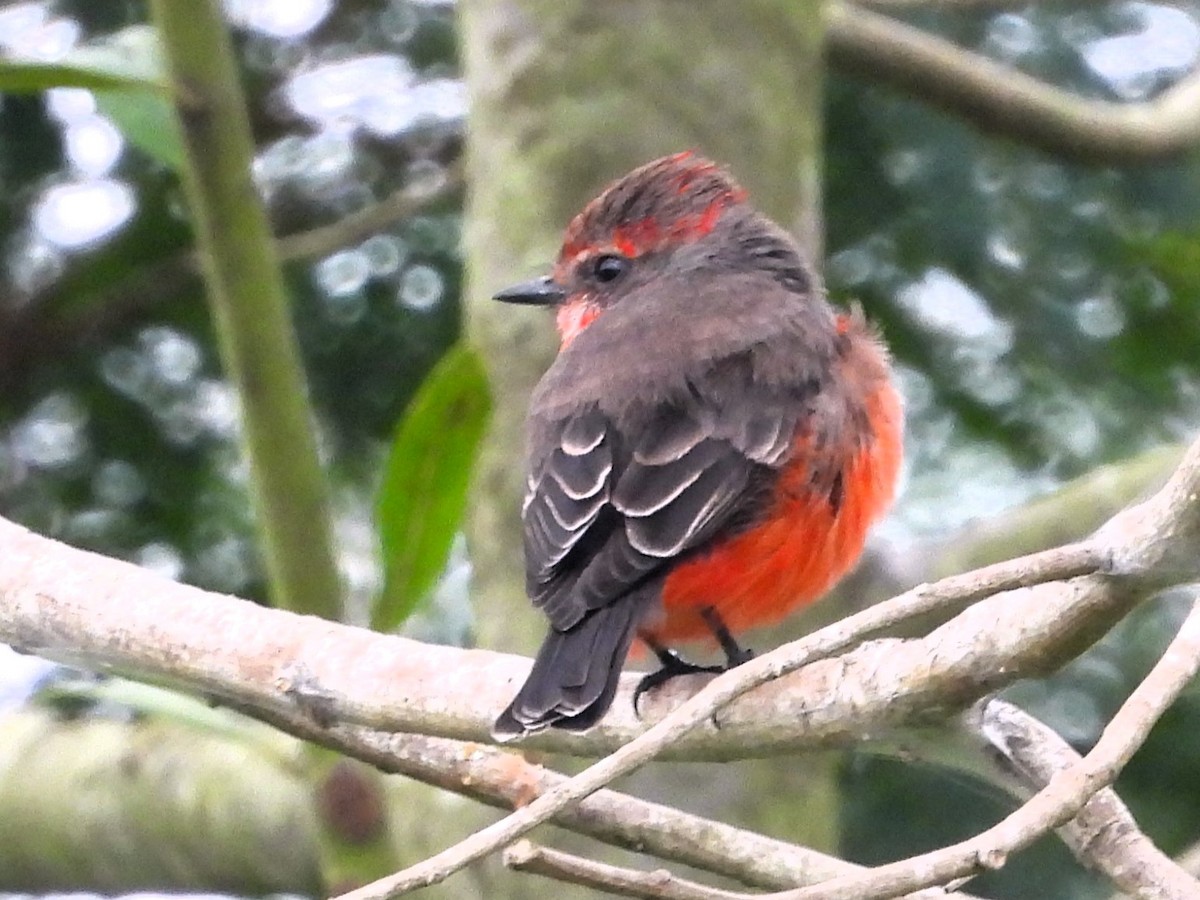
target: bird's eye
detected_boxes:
[591,254,629,284]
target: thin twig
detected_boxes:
[503,841,748,900]
[243,703,983,898]
[857,0,1065,8]
[0,158,464,388]
[3,434,1200,899]
[827,3,1200,165]
[330,542,1105,898]
[978,697,1200,899]
[502,840,973,900]
[276,157,464,263]
[336,425,1200,899]
[766,597,1200,900]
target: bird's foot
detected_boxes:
[633,610,755,719]
[633,644,723,716]
[700,606,755,667]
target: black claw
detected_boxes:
[633,612,755,718]
[699,607,755,668]
[633,642,722,716]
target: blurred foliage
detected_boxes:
[0,24,183,165]
[375,342,489,632]
[0,0,462,609]
[0,1,1196,897]
[822,8,1200,895]
[95,87,182,169]
[827,80,1200,494]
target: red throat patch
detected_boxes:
[556,299,601,348]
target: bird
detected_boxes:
[490,152,902,739]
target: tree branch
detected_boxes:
[857,0,1062,8]
[768,596,1200,900]
[149,0,340,618]
[975,697,1200,898]
[502,841,749,900]
[0,514,1108,756]
[827,3,1200,165]
[1176,839,1200,877]
[500,841,972,900]
[2,433,1199,897]
[275,157,463,263]
[246,701,982,898]
[0,434,1195,758]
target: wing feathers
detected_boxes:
[522,356,811,636]
[625,454,750,557]
[524,442,612,584]
[610,439,723,516]
[575,528,662,612]
[525,481,605,574]
[631,410,710,465]
[500,351,826,735]
[733,408,797,465]
[560,409,607,455]
[549,448,612,500]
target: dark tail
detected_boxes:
[492,595,647,740]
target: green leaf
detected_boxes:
[0,26,183,169]
[96,87,185,170]
[374,344,491,632]
[0,25,166,92]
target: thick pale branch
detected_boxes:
[0,436,1195,763]
[2,433,1199,898]
[770,597,1200,900]
[975,698,1200,898]
[247,702,981,898]
[827,3,1200,165]
[1178,840,1200,877]
[0,515,1107,760]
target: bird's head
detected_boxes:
[494,152,808,349]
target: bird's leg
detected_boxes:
[699,606,754,668]
[633,635,723,716]
[633,611,753,718]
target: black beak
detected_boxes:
[493,275,566,306]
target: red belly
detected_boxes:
[646,381,903,644]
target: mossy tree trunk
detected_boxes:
[461,0,825,663]
[459,2,834,894]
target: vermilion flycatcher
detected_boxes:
[491,153,902,738]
